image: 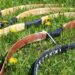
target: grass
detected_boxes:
[0,0,75,75]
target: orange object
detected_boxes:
[63,20,75,28]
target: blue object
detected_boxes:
[0,22,4,28]
[47,27,64,38]
[25,19,42,27]
[9,17,17,25]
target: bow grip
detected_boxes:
[9,17,17,25]
[68,43,75,49]
[47,27,64,38]
[25,19,42,27]
[0,22,4,28]
[61,43,75,53]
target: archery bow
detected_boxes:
[0,4,59,27]
[0,12,75,37]
[33,42,75,75]
[9,7,75,25]
[0,20,75,75]
[0,6,75,27]
[0,29,61,75]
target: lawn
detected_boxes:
[0,0,75,75]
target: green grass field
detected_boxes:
[0,0,75,75]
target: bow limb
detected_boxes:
[48,12,75,19]
[41,12,75,24]
[63,20,75,28]
[46,12,75,29]
[48,12,75,28]
[0,4,59,16]
[0,23,25,37]
[16,7,74,19]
